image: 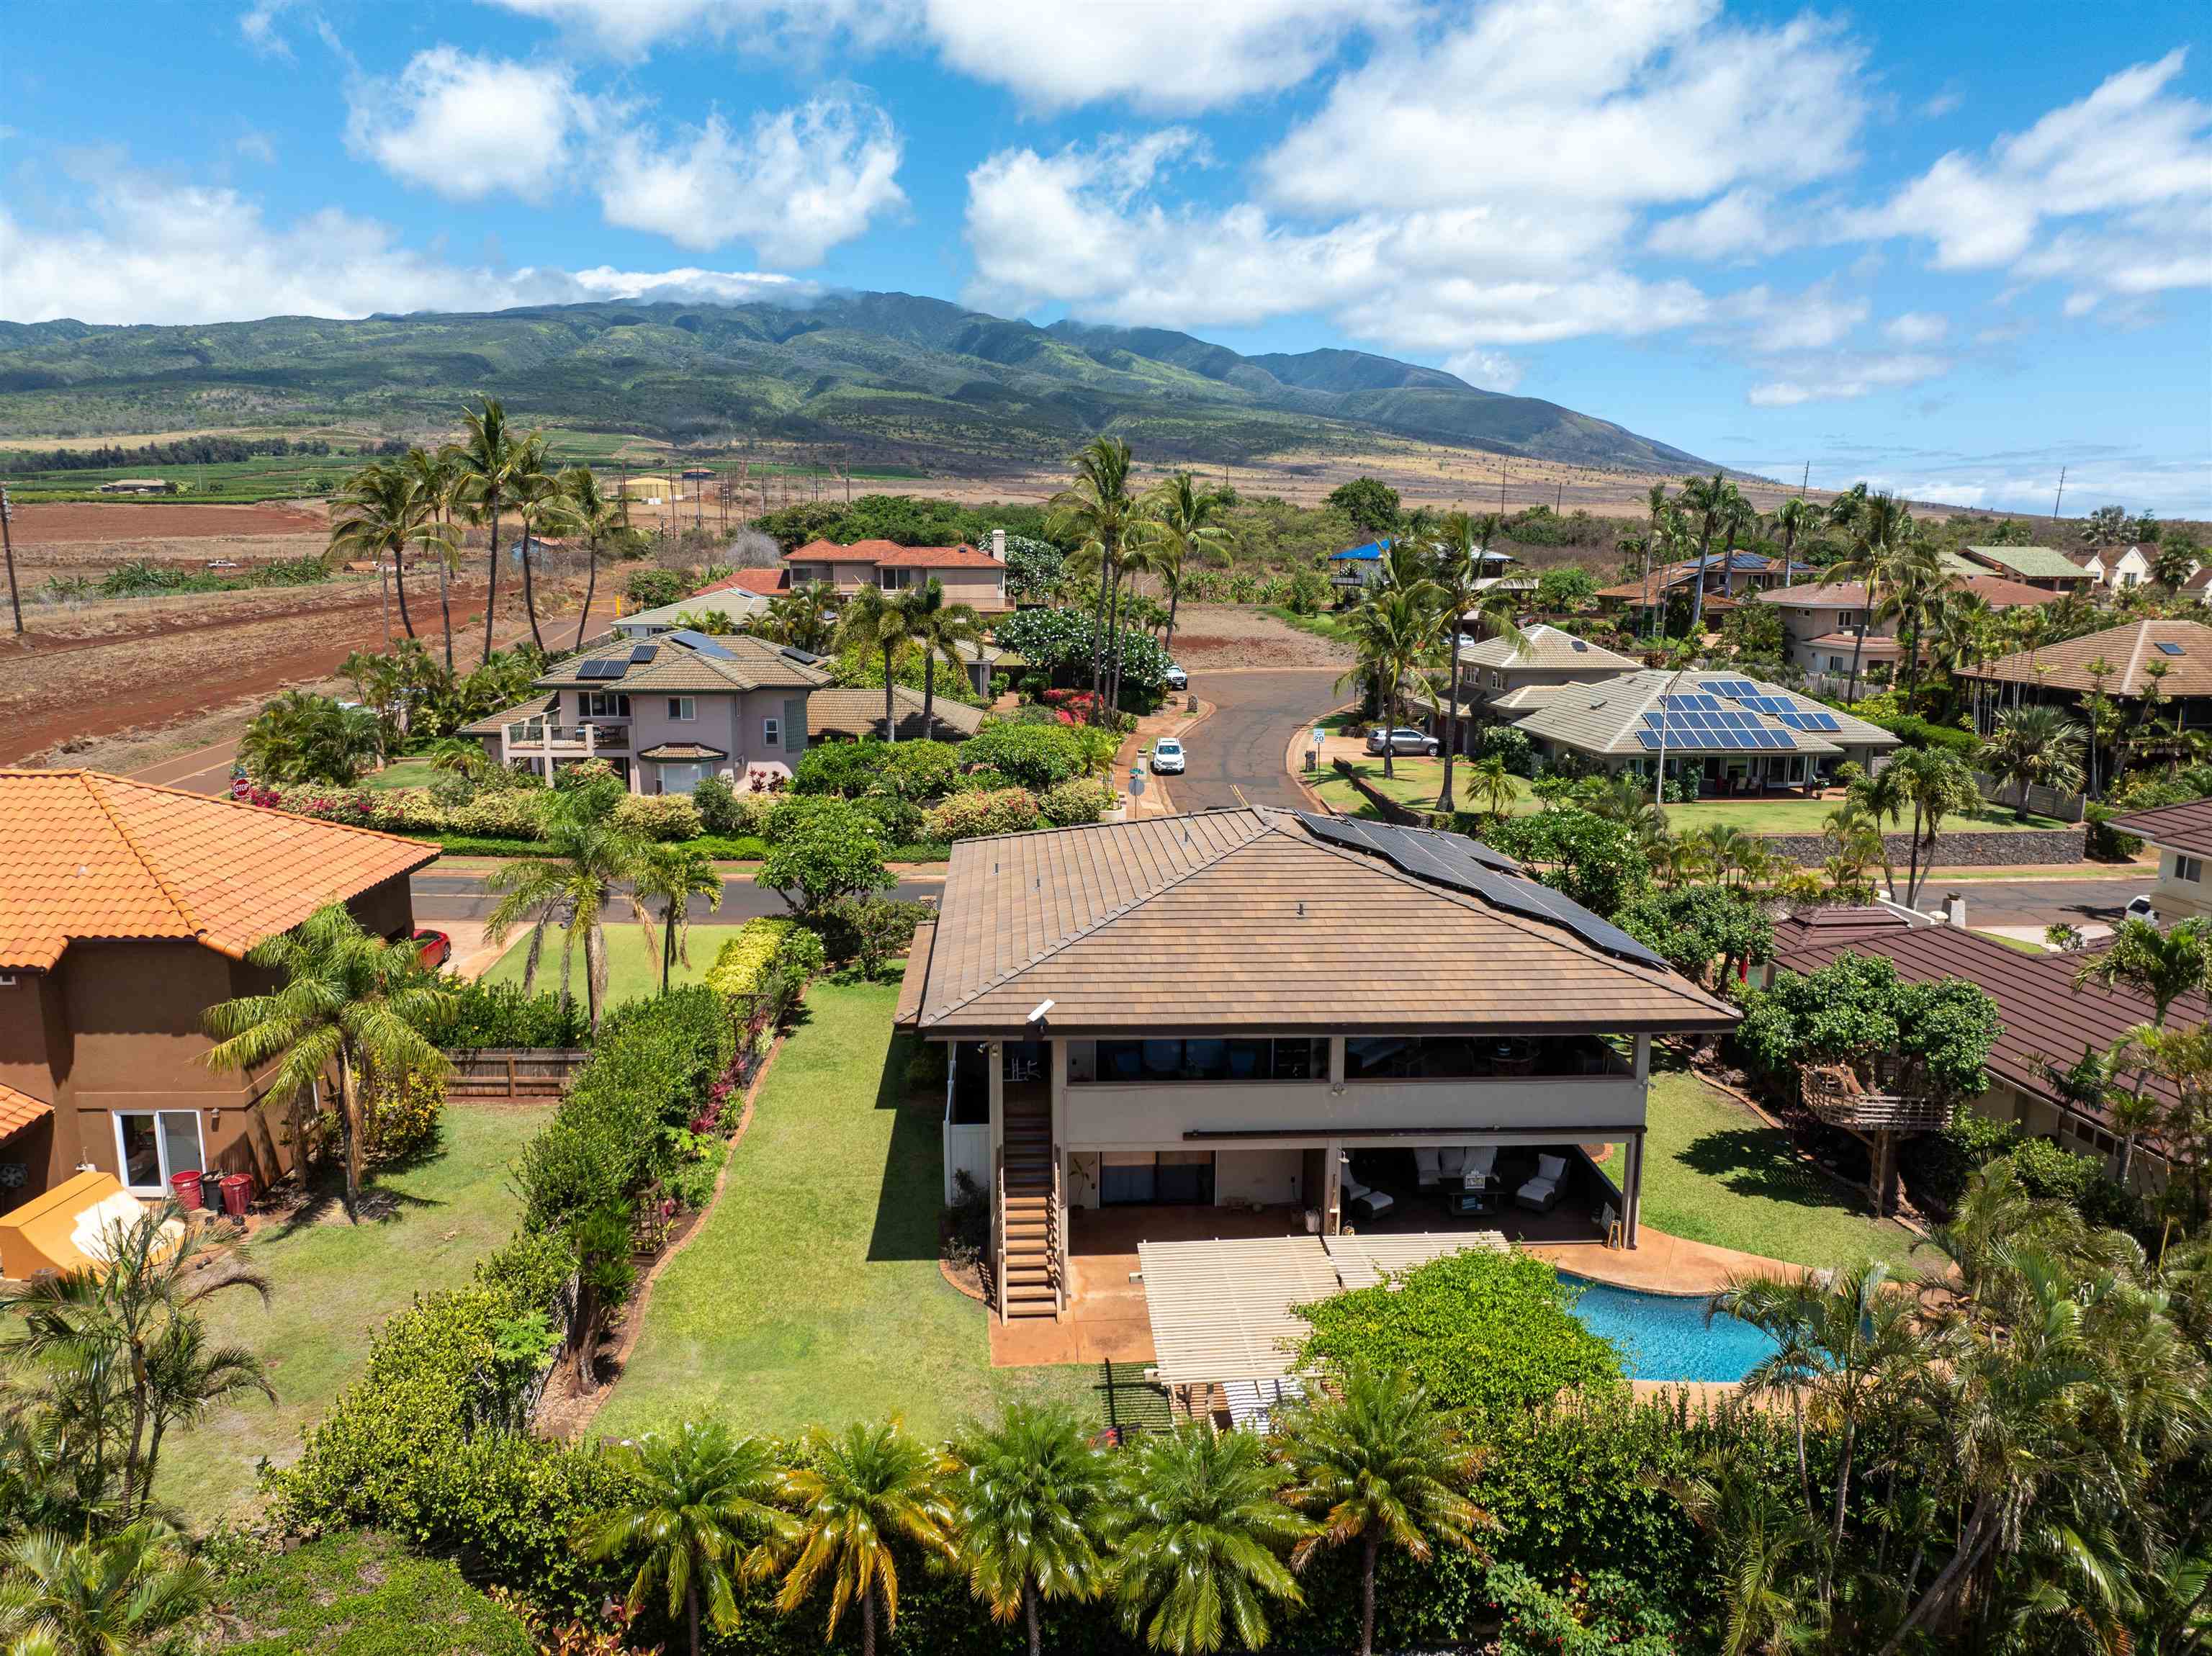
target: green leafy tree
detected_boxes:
[999,534,1065,605]
[1982,703,2085,821]
[1736,952,1998,1106]
[1843,762,1908,899]
[238,690,379,786]
[1428,511,1520,812]
[1105,1424,1311,1655]
[630,842,722,994]
[203,903,453,1218]
[138,1316,275,1503]
[1533,564,1599,612]
[1327,477,1402,536]
[505,436,567,655]
[1616,886,1774,991]
[1277,1364,1488,1656]
[585,1422,792,1656]
[1676,472,1746,633]
[943,1403,1112,1656]
[482,779,647,1030]
[1480,808,1649,917]
[775,1419,954,1656]
[0,1522,212,1656]
[1464,755,1518,823]
[755,799,894,915]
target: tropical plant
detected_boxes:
[837,585,922,744]
[1464,755,1518,823]
[1335,585,1439,780]
[1981,703,2084,820]
[0,1522,212,1656]
[1277,1363,1488,1656]
[1048,438,1142,716]
[481,779,647,1030]
[1827,492,1915,705]
[238,690,379,786]
[328,459,451,642]
[403,443,470,669]
[1137,471,1234,657]
[629,842,722,994]
[1430,511,1521,812]
[202,902,453,1217]
[775,1419,954,1656]
[138,1315,275,1502]
[457,396,539,665]
[1676,472,1745,633]
[584,1422,792,1656]
[1890,744,1982,906]
[561,464,644,651]
[943,1403,1112,1656]
[900,576,984,739]
[505,436,567,654]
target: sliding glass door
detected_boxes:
[111,1111,204,1196]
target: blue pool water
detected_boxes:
[1565,1279,1780,1382]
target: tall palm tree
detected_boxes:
[561,464,642,652]
[1336,586,1439,782]
[328,460,449,642]
[1892,744,1982,907]
[1676,471,1743,634]
[1770,496,1816,571]
[505,436,567,655]
[837,585,922,744]
[901,576,984,739]
[1105,1423,1311,1655]
[1137,470,1234,660]
[1712,486,1758,600]
[202,903,452,1220]
[1277,1364,1487,1656]
[1429,511,1521,813]
[631,843,721,994]
[0,1523,212,1655]
[1982,704,2084,821]
[585,1423,792,1656]
[775,1419,954,1656]
[943,1403,1112,1656]
[1047,438,1141,716]
[405,444,469,670]
[1869,537,1946,700]
[482,780,647,1030]
[1827,492,1914,704]
[456,396,537,665]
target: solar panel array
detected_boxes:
[577,659,627,680]
[1776,711,1843,733]
[1296,813,1669,971]
[668,629,735,660]
[1635,723,1797,752]
[781,645,824,666]
[629,644,660,664]
[1661,693,1722,710]
[1700,678,1758,697]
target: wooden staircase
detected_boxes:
[998,1092,1061,1320]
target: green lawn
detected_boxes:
[595,979,1096,1442]
[359,757,439,791]
[1638,1072,1920,1270]
[217,1531,533,1656]
[1310,753,1538,819]
[483,919,714,1002]
[158,1102,552,1521]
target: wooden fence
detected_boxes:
[442,1048,592,1102]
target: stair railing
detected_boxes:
[993,1150,1007,1323]
[1047,1150,1066,1318]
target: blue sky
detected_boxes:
[3,0,2208,516]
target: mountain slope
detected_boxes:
[0,293,1712,472]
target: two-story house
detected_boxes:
[786,531,1012,613]
[462,629,832,794]
[896,809,1737,1323]
[1761,575,2055,677]
[0,770,435,1232]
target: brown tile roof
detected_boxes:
[2109,796,2212,858]
[872,544,1002,568]
[789,539,896,562]
[1807,631,1902,656]
[902,809,1737,1037]
[637,742,729,761]
[539,633,830,695]
[696,568,788,596]
[0,1080,53,1142]
[1763,581,1869,606]
[0,770,437,971]
[1955,573,2062,608]
[1955,619,2212,697]
[1773,925,2204,1143]
[807,686,985,742]
[1770,906,1917,951]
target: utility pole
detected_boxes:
[1555,480,1563,512]
[2052,465,2067,519]
[1799,462,1810,498]
[1498,462,1506,515]
[0,485,19,636]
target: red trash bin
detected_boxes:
[217,1173,256,1219]
[168,1170,205,1211]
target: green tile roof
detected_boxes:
[1963,544,2090,581]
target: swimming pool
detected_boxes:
[1565,1278,1779,1382]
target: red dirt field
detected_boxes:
[9,500,329,543]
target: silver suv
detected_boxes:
[1364,726,1441,757]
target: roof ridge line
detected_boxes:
[917,812,1274,1026]
[81,773,206,946]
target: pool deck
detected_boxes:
[1524,1228,1815,1297]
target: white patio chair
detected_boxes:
[1461,1145,1498,1192]
[1516,1153,1570,1212]
[1414,1148,1445,1188]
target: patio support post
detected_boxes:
[1323,1138,1343,1235]
[987,1042,1004,1158]
[1633,1035,1650,1083]
[1623,1135,1643,1247]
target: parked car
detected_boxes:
[1164,663,1188,690]
[1365,726,1441,757]
[1150,737,1186,775]
[411,928,453,971]
[2126,894,2158,925]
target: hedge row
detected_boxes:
[247,780,703,842]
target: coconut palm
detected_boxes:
[562,464,644,652]
[1105,1423,1311,1655]
[1277,1364,1487,1656]
[1137,471,1234,660]
[404,444,470,670]
[1676,471,1744,633]
[1891,744,1982,907]
[630,843,721,994]
[1335,586,1439,782]
[456,396,540,665]
[943,1403,1112,1656]
[1827,492,1915,704]
[505,436,567,655]
[775,1418,954,1656]
[1770,496,1817,569]
[585,1423,792,1656]
[1048,438,1141,715]
[1429,511,1521,813]
[482,780,647,1030]
[0,1522,212,1656]
[202,903,452,1220]
[902,576,984,738]
[1982,703,2085,821]
[837,585,922,744]
[328,460,449,642]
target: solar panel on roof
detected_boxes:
[577,659,626,680]
[669,628,736,660]
[781,645,823,665]
[629,644,659,663]
[1636,731,1662,750]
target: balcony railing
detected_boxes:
[502,721,629,753]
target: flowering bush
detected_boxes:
[243,780,698,842]
[1039,688,1108,726]
[925,786,1042,842]
[1038,776,1115,826]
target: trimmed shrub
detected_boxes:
[1473,723,1536,777]
[853,792,927,845]
[1038,776,1115,827]
[957,721,1108,788]
[814,895,932,973]
[925,786,1043,842]
[359,1065,444,1166]
[438,979,590,1050]
[704,918,827,1005]
[610,793,702,842]
[690,773,743,834]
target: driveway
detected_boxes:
[1169,667,1345,813]
[1948,878,2145,935]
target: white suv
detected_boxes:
[1150,738,1187,774]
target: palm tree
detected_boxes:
[1712,486,1758,600]
[1138,471,1234,660]
[1429,512,1521,813]
[138,1316,274,1502]
[1277,1364,1487,1656]
[2152,536,2200,593]
[1827,492,1915,704]
[328,461,449,642]
[1982,704,2085,821]
[1465,756,1518,823]
[943,1403,1112,1656]
[505,436,566,654]
[404,444,469,670]
[1047,437,1141,716]
[1770,496,1816,571]
[238,690,379,785]
[757,584,838,654]
[482,780,647,1030]
[901,577,984,738]
[1665,1447,1821,1656]
[631,843,721,994]
[0,1523,212,1656]
[561,464,642,652]
[1892,745,1982,907]
[457,396,538,665]
[2075,916,2211,1038]
[1336,586,1439,782]
[1105,1423,1311,1655]
[1676,472,1743,634]
[585,1423,792,1656]
[775,1419,954,1656]
[837,585,922,744]
[202,903,452,1220]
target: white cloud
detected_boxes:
[1747,353,1949,408]
[1883,311,1948,346]
[598,94,905,264]
[238,0,300,57]
[483,0,909,56]
[346,47,583,202]
[1921,90,1961,120]
[0,172,803,325]
[1443,349,1521,393]
[1646,188,1797,261]
[236,130,278,165]
[1713,283,1867,352]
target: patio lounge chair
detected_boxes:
[1340,1156,1395,1220]
[1460,1145,1498,1192]
[1516,1153,1570,1212]
[1415,1148,1445,1188]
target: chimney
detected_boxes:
[1942,891,1966,928]
[990,528,1006,562]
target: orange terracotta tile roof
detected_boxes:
[1954,573,2061,608]
[695,568,788,596]
[789,538,896,562]
[0,1080,52,1141]
[0,770,439,972]
[871,544,1002,568]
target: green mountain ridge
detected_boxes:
[0,291,1714,474]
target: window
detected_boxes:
[878,567,914,590]
[1066,1037,1328,1084]
[667,696,696,722]
[2180,855,2203,884]
[112,1110,204,1195]
[1343,1035,1623,1079]
[763,716,781,749]
[580,692,630,719]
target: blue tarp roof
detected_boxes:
[1331,539,1390,562]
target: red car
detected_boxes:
[411,929,452,971]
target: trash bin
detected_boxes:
[217,1173,255,1219]
[168,1170,205,1211]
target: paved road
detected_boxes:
[1946,877,2146,932]
[411,870,944,926]
[1171,668,1344,813]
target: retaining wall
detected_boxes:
[1761,827,2086,868]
